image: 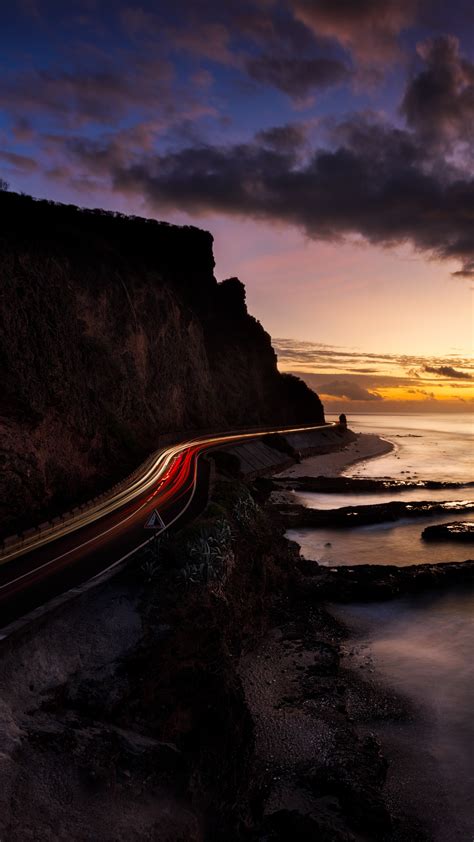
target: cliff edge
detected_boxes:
[0,191,323,535]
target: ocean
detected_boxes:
[287,413,474,841]
[287,413,474,567]
[341,413,473,484]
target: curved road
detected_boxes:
[0,423,329,628]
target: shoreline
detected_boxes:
[330,590,474,842]
[2,421,469,840]
[277,431,395,480]
[265,422,473,840]
[271,431,395,505]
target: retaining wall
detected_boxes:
[225,426,352,478]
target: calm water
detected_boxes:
[292,486,474,511]
[332,413,473,484]
[289,414,474,565]
[288,512,474,567]
[336,590,474,841]
[296,414,474,838]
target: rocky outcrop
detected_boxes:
[0,476,303,841]
[274,476,474,493]
[0,191,323,536]
[0,469,432,841]
[422,521,474,542]
[276,500,474,529]
[296,557,474,601]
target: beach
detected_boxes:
[277,431,394,478]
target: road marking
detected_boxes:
[0,423,334,589]
[87,450,201,583]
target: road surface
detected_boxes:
[0,423,329,627]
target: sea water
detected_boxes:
[288,512,474,567]
[338,413,473,484]
[336,590,474,841]
[288,413,474,565]
[290,414,474,839]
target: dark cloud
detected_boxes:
[168,22,237,66]
[256,123,309,151]
[246,54,349,97]
[12,118,34,142]
[290,0,418,66]
[0,57,174,127]
[407,388,436,398]
[5,0,474,283]
[98,110,474,277]
[424,365,472,379]
[317,378,383,401]
[120,0,351,100]
[402,35,474,152]
[0,150,38,172]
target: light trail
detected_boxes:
[1,423,330,564]
[0,422,332,617]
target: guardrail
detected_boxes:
[0,420,331,558]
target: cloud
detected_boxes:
[402,35,474,154]
[317,378,383,401]
[270,338,474,410]
[407,388,436,398]
[273,338,474,382]
[169,22,237,66]
[0,56,175,127]
[96,110,474,277]
[12,118,34,142]
[256,122,309,151]
[246,54,349,97]
[5,0,474,283]
[0,150,38,172]
[424,364,472,379]
[290,0,418,67]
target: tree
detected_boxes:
[0,178,9,191]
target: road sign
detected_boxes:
[144,509,166,530]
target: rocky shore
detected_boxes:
[422,521,474,542]
[274,499,474,529]
[1,431,471,840]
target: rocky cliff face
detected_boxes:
[0,191,323,535]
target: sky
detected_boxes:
[1,0,473,413]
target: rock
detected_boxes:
[296,557,320,576]
[274,476,474,494]
[298,560,474,602]
[306,641,340,676]
[276,500,474,529]
[260,808,357,841]
[422,521,474,542]
[303,734,391,836]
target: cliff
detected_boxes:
[0,190,323,535]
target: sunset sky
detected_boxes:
[1,0,473,412]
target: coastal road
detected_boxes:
[0,423,330,628]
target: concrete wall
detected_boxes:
[225,426,352,478]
